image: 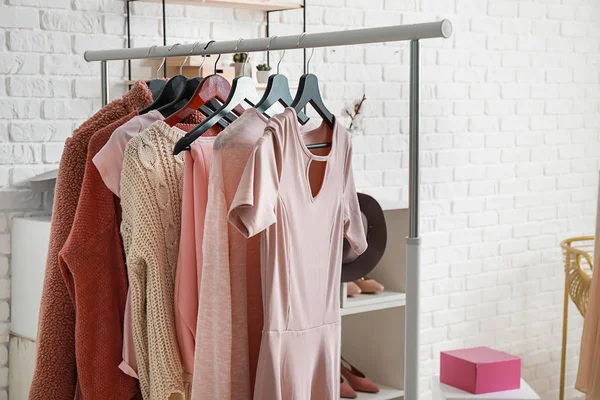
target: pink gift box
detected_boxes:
[440,347,521,394]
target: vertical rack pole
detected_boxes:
[100,60,109,107]
[302,1,306,74]
[405,39,420,400]
[162,0,167,78]
[266,11,270,67]
[126,0,131,84]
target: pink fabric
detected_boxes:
[175,137,215,381]
[191,109,268,400]
[228,108,367,399]
[576,196,600,396]
[93,110,163,197]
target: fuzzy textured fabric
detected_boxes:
[30,82,153,400]
[120,121,188,400]
[58,113,141,400]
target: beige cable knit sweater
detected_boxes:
[120,121,187,400]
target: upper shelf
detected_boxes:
[127,0,303,11]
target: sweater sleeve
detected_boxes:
[192,184,232,400]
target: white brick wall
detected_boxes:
[1,0,599,399]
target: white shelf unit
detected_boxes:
[340,208,408,399]
[354,386,405,400]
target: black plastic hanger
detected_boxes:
[291,38,334,149]
[254,38,308,123]
[147,80,166,100]
[290,42,334,129]
[291,73,334,129]
[139,44,188,115]
[174,39,260,155]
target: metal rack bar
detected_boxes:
[90,21,452,398]
[86,21,452,61]
[162,0,167,78]
[406,38,420,400]
[100,61,109,106]
[126,0,132,83]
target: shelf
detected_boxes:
[124,80,298,90]
[127,0,303,11]
[345,384,404,400]
[341,291,406,316]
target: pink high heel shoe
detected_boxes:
[354,276,384,294]
[341,357,380,394]
[340,376,357,399]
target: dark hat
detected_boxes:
[341,193,387,282]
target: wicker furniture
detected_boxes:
[559,236,595,400]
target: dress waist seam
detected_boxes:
[263,320,340,335]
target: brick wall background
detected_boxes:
[1,0,599,399]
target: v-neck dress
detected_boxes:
[229,108,367,399]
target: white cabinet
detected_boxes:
[10,216,51,399]
[11,216,51,341]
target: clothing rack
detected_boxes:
[84,21,453,399]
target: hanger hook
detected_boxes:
[297,33,313,73]
[297,32,307,48]
[277,48,286,75]
[182,41,201,75]
[306,48,315,74]
[146,45,157,58]
[156,43,180,79]
[235,38,248,76]
[202,40,216,77]
[213,53,221,75]
[268,36,285,75]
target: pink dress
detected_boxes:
[192,109,268,400]
[175,138,215,380]
[229,109,367,399]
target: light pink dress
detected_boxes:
[229,109,367,400]
[192,109,268,400]
[175,138,215,381]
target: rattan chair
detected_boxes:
[559,236,595,400]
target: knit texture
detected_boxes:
[57,113,141,400]
[120,121,187,400]
[30,81,153,400]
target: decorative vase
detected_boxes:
[233,62,253,78]
[257,70,271,84]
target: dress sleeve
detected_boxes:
[228,129,282,238]
[343,144,368,256]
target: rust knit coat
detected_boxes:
[30,82,153,400]
[58,113,141,399]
